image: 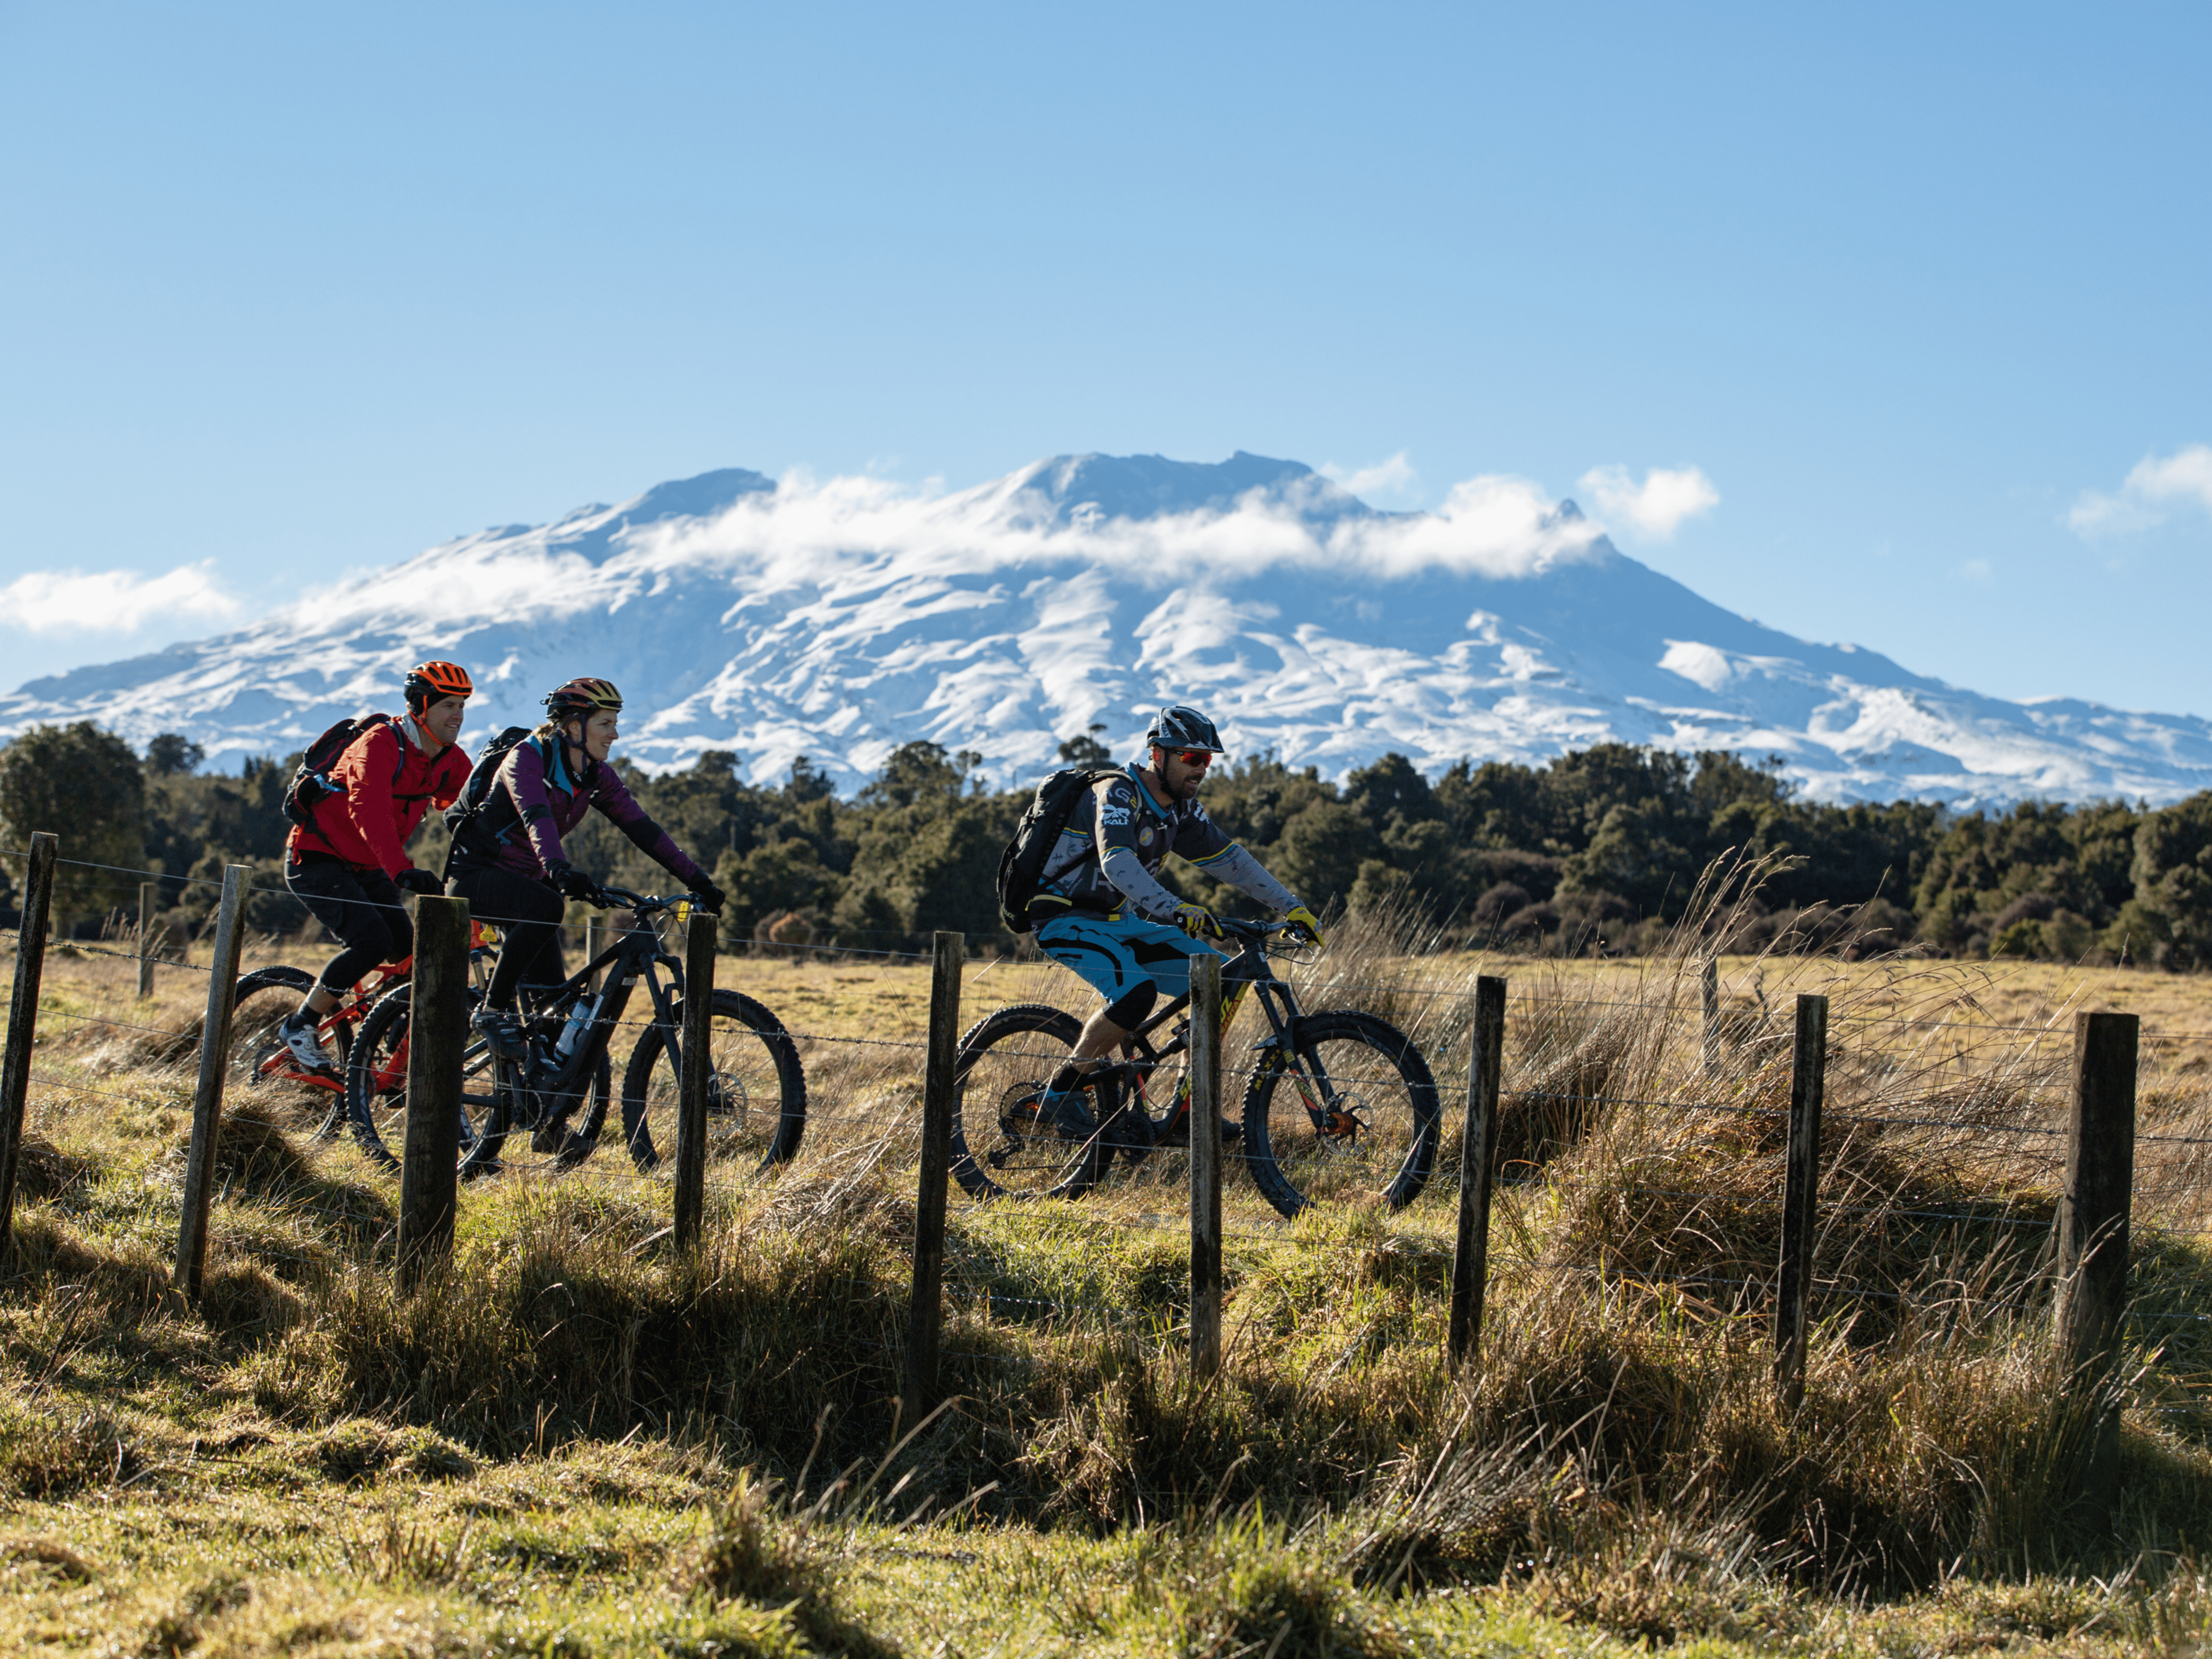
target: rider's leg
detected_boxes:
[282,857,404,1068]
[449,867,565,1011]
[446,867,565,1062]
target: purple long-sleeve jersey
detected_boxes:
[478,736,708,888]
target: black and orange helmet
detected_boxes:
[404,660,473,710]
[543,676,623,721]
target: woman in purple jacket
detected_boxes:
[446,676,727,1058]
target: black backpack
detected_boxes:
[281,713,414,830]
[995,766,1122,935]
[441,725,536,871]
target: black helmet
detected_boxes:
[1144,705,1226,755]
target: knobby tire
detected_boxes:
[1240,1008,1440,1219]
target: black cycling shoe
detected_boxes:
[471,1009,529,1062]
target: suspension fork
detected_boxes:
[1247,978,1349,1131]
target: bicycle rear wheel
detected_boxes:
[226,966,352,1137]
[1241,1009,1440,1218]
[950,1004,1107,1202]
[619,990,807,1175]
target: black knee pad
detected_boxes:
[1104,982,1157,1031]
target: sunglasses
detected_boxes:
[1169,749,1214,768]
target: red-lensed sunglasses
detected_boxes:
[1170,749,1214,768]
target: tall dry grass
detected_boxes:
[5,858,2212,1613]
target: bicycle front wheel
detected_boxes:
[1241,1010,1440,1218]
[619,991,807,1175]
[950,1004,1106,1202]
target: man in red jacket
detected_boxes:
[276,660,475,1074]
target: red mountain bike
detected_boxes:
[215,922,498,1138]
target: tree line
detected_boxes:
[3,716,2211,968]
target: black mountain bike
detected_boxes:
[950,917,1440,1218]
[344,887,807,1178]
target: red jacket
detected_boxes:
[286,717,471,878]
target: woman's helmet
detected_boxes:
[1144,704,1226,755]
[543,677,624,721]
[404,660,474,712]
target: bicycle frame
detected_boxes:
[1095,924,1349,1150]
[359,906,694,1114]
[258,921,503,1089]
[487,909,694,1114]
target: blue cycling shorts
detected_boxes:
[1033,912,1219,1003]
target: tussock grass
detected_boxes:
[3,878,2212,1653]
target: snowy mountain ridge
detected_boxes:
[7,451,2211,807]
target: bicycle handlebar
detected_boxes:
[586,885,691,915]
[1216,915,1321,950]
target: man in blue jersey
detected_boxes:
[1025,704,1325,1140]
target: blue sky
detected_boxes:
[2,3,2207,711]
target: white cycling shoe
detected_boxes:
[276,1010,338,1074]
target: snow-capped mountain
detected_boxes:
[8,452,2211,807]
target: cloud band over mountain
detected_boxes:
[4,451,2209,808]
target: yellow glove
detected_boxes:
[1173,902,1225,941]
[1282,903,1326,948]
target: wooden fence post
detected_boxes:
[582,916,600,993]
[175,864,249,1299]
[1701,956,1719,1072]
[138,882,158,1000]
[902,931,962,1427]
[2056,1010,2137,1515]
[1189,952,1225,1380]
[397,895,470,1292]
[1774,992,1828,1412]
[1449,974,1506,1374]
[0,833,58,1260]
[673,910,717,1250]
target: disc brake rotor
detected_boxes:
[707,1070,748,1128]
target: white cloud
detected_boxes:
[1320,452,1419,504]
[0,562,238,634]
[2068,444,2212,536]
[619,464,1605,594]
[1575,464,1720,540]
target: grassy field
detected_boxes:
[7,914,2212,1655]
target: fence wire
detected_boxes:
[8,855,2212,1420]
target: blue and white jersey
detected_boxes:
[1031,764,1298,926]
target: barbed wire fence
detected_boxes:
[0,832,2187,1525]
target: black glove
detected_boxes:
[545,861,600,902]
[394,868,443,896]
[688,878,728,917]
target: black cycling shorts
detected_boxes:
[286,855,411,995]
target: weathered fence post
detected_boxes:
[1449,974,1506,1374]
[2056,1010,2137,1515]
[1189,952,1225,1380]
[902,930,962,1427]
[0,833,58,1259]
[582,916,599,992]
[673,909,717,1250]
[175,863,249,1299]
[397,894,470,1292]
[1701,956,1720,1072]
[138,882,158,1000]
[1774,992,1828,1412]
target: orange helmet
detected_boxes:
[543,676,623,721]
[405,660,473,710]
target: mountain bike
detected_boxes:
[343,886,807,1179]
[950,917,1440,1218]
[219,923,498,1139]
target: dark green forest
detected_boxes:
[5,717,2212,968]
